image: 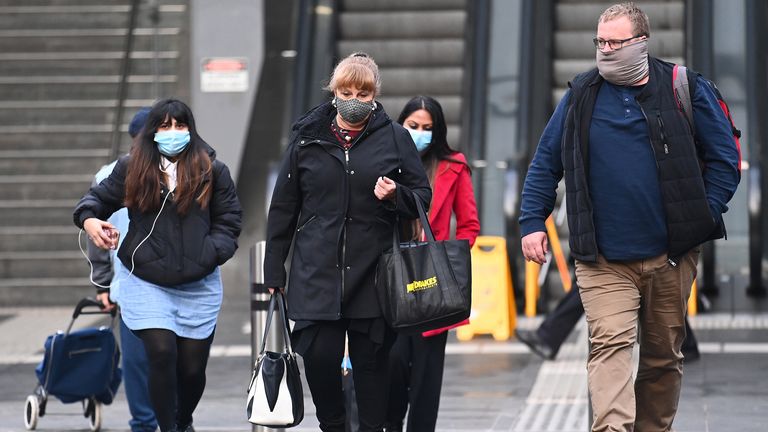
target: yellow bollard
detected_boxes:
[524,260,541,317]
[688,279,697,316]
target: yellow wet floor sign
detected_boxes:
[457,236,517,341]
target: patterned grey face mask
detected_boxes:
[596,39,649,86]
[334,97,374,124]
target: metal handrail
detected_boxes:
[686,0,720,297]
[746,0,767,297]
[290,0,316,123]
[461,0,490,167]
[109,0,141,161]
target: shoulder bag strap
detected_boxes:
[673,64,695,133]
[258,292,295,356]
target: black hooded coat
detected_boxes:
[73,144,242,287]
[264,101,432,320]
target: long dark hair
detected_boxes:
[125,98,213,215]
[396,95,467,183]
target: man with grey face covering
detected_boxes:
[519,3,740,431]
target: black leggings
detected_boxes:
[301,320,390,432]
[136,329,214,432]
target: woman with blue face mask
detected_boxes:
[74,98,242,432]
[385,96,480,432]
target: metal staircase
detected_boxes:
[335,0,468,146]
[0,0,189,305]
[552,0,686,105]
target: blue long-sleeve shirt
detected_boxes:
[519,75,740,260]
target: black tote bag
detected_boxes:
[246,292,304,427]
[375,198,472,334]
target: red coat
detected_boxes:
[422,152,480,337]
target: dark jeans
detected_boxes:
[120,318,157,432]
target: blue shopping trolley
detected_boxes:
[24,298,122,431]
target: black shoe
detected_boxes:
[515,329,556,360]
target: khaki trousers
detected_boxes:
[576,251,698,432]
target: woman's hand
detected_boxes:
[374,176,397,201]
[84,217,119,250]
[96,292,116,312]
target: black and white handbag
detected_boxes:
[246,292,304,427]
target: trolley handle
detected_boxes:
[73,297,117,319]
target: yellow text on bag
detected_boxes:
[406,276,438,293]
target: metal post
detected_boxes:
[250,241,285,432]
[586,337,592,432]
[149,0,160,99]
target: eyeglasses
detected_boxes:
[592,35,641,50]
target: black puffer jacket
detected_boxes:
[73,146,242,287]
[264,101,431,320]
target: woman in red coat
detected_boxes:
[385,96,480,432]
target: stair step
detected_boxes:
[0,6,186,30]
[377,95,462,123]
[0,4,185,13]
[0,80,177,100]
[556,3,684,31]
[0,0,182,6]
[0,57,178,76]
[0,105,157,128]
[0,74,176,84]
[0,251,88,279]
[341,0,466,12]
[0,226,82,252]
[554,29,683,60]
[377,67,463,96]
[0,175,92,200]
[0,154,110,176]
[0,27,180,37]
[0,99,153,109]
[337,39,464,67]
[0,202,79,226]
[0,50,179,61]
[338,11,466,39]
[0,278,93,307]
[0,131,128,151]
[0,32,180,53]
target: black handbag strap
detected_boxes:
[391,197,435,251]
[258,291,294,356]
[414,198,435,241]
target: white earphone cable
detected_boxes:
[78,188,173,289]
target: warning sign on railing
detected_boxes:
[201,57,248,93]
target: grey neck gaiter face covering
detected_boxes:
[334,97,374,125]
[596,39,649,86]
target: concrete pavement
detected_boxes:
[1,303,767,431]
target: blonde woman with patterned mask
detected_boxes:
[263,52,431,431]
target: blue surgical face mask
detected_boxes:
[154,130,191,157]
[406,128,432,152]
